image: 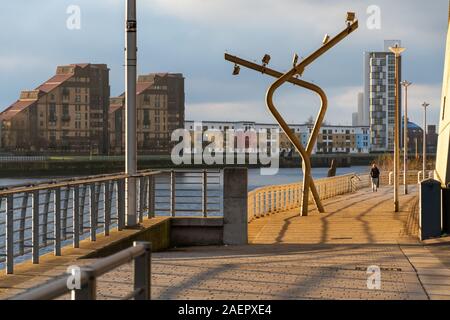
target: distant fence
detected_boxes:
[0,156,47,162]
[381,170,435,186]
[0,169,222,274]
[247,173,370,223]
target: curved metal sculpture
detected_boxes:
[266,78,327,214]
[225,12,358,216]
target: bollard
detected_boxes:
[419,179,442,240]
[442,187,450,234]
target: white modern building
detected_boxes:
[185,120,370,155]
[364,40,402,152]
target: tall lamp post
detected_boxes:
[422,102,430,180]
[125,0,138,227]
[401,80,412,194]
[389,44,405,213]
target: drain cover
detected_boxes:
[355,266,402,272]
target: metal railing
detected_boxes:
[0,156,47,162]
[247,174,370,222]
[10,241,151,300]
[0,169,222,274]
[386,170,435,185]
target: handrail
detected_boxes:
[247,173,370,223]
[10,241,152,300]
[0,168,223,274]
[0,170,164,196]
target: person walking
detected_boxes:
[370,164,381,192]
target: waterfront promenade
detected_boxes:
[2,184,450,300]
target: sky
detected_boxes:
[0,0,448,126]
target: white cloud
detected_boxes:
[187,101,271,123]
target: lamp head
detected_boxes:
[262,54,271,66]
[401,80,412,87]
[232,64,240,76]
[389,44,406,56]
[346,12,356,25]
[292,53,299,67]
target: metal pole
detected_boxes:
[422,102,429,179]
[125,0,138,227]
[415,138,419,160]
[401,81,412,194]
[54,188,62,256]
[394,54,400,212]
[6,195,14,274]
[32,190,40,264]
[389,45,405,213]
[133,241,152,300]
[73,187,80,248]
[72,267,96,300]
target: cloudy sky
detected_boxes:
[0,0,448,126]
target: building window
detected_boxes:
[49,103,56,122]
[143,109,150,128]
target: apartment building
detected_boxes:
[185,121,370,155]
[316,126,370,154]
[0,63,110,154]
[109,73,185,155]
[364,40,402,152]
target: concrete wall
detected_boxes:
[82,168,249,258]
[170,218,224,247]
[223,168,248,245]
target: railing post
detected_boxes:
[54,188,61,256]
[133,241,152,300]
[202,170,207,217]
[104,182,111,236]
[6,194,14,274]
[73,187,80,248]
[79,185,87,235]
[139,177,145,223]
[90,184,97,241]
[62,188,70,240]
[170,170,176,217]
[117,179,125,231]
[255,193,260,218]
[148,176,155,218]
[42,190,51,246]
[19,193,28,256]
[72,267,96,300]
[32,190,40,264]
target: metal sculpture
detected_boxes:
[225,12,359,216]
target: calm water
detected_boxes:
[0,167,370,190]
[247,166,369,191]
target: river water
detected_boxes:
[0,167,370,190]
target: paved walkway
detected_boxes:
[89,186,449,300]
[4,186,450,300]
[249,186,419,245]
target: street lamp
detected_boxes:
[401,80,412,194]
[125,0,138,227]
[422,102,430,180]
[389,44,405,213]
